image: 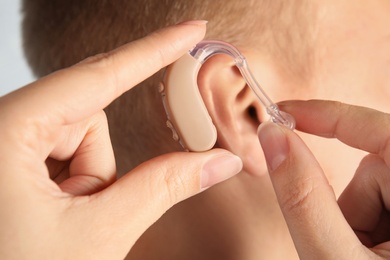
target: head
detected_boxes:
[22,1,390,258]
[22,0,390,192]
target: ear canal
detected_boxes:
[247,105,261,125]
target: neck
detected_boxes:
[127,173,298,259]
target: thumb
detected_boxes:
[87,149,242,249]
[258,122,364,259]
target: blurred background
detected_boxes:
[0,0,34,96]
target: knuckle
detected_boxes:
[157,161,188,208]
[145,154,200,213]
[86,110,110,137]
[356,154,383,175]
[79,52,121,97]
[93,110,109,126]
[146,30,178,67]
[279,176,319,216]
[354,154,390,201]
[80,52,112,65]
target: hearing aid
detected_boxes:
[160,40,295,152]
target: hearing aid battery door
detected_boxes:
[163,53,217,152]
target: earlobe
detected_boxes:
[197,54,268,175]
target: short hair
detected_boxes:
[22,0,317,171]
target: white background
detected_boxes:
[0,0,34,96]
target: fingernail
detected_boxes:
[258,122,289,172]
[201,153,242,189]
[277,100,301,112]
[178,20,208,26]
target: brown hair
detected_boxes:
[22,0,317,171]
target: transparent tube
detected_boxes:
[189,40,295,129]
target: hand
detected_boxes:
[0,21,242,259]
[258,100,390,259]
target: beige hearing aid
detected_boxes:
[161,40,295,152]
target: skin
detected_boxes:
[259,100,390,259]
[0,22,243,259]
[2,0,390,258]
[246,2,390,258]
[126,0,390,258]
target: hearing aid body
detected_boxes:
[161,52,216,152]
[161,40,295,152]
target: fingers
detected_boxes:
[258,122,366,259]
[338,154,390,248]
[0,21,206,160]
[0,21,206,126]
[278,100,390,166]
[80,149,242,252]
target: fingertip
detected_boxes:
[201,151,242,189]
[259,121,361,259]
[258,122,290,172]
[175,20,207,42]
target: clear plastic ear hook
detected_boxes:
[161,40,296,151]
[190,40,295,129]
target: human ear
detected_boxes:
[197,54,267,175]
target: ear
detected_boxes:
[197,54,268,175]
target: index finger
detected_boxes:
[279,100,390,164]
[0,21,206,125]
